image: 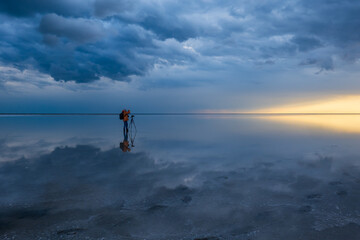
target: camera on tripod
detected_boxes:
[129,115,136,132]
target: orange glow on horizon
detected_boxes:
[260,115,360,133]
[256,95,360,114]
[254,95,360,133]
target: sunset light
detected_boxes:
[256,95,360,133]
[259,95,360,114]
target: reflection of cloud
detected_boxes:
[0,137,115,162]
[0,144,360,238]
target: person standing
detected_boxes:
[122,109,131,133]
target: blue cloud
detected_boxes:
[0,0,359,84]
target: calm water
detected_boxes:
[0,115,360,239]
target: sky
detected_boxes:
[1,0,360,113]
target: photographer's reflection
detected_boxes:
[119,114,137,152]
[120,131,131,152]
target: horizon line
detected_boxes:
[3,112,360,116]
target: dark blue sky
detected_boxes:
[1,0,360,112]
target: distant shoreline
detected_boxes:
[2,113,360,116]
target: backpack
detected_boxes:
[119,112,124,120]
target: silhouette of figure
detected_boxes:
[122,109,131,133]
[120,131,131,152]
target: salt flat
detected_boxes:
[0,115,359,239]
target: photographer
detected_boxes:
[121,109,131,132]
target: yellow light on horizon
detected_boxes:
[261,115,360,133]
[258,95,360,114]
[255,95,360,133]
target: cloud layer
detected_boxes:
[0,0,360,83]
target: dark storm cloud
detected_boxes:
[35,27,157,83]
[94,0,132,18]
[0,15,177,82]
[39,14,104,43]
[96,1,202,42]
[0,0,360,84]
[0,0,92,17]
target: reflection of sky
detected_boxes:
[2,115,360,164]
[260,115,360,134]
[0,116,360,238]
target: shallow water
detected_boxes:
[0,115,360,239]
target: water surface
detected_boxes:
[0,115,360,239]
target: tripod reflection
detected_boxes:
[120,115,137,152]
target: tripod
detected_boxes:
[129,115,137,131]
[129,115,137,147]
